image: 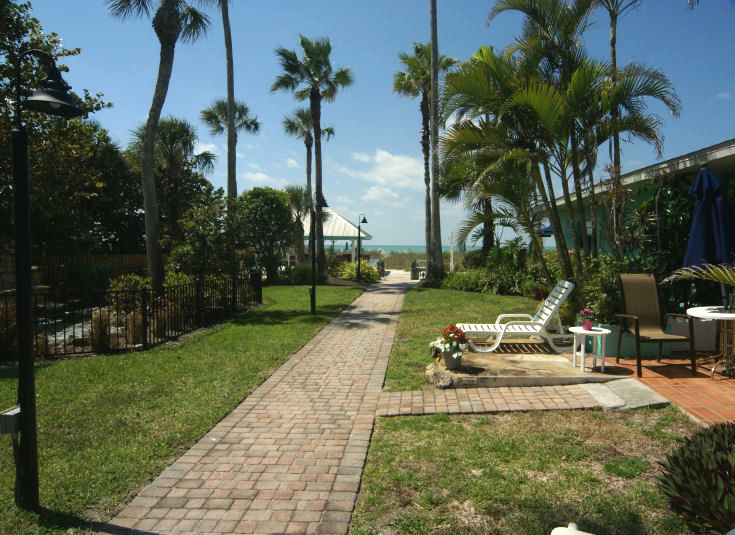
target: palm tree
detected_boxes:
[200,98,261,204]
[271,35,353,281]
[429,0,443,280]
[597,0,639,258]
[393,42,456,272]
[282,107,334,257]
[106,0,209,290]
[130,116,216,244]
[284,184,310,262]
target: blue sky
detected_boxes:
[29,0,735,246]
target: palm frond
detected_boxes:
[663,264,735,287]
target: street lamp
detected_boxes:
[10,48,81,511]
[356,214,367,282]
[310,194,328,314]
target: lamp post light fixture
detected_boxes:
[310,194,328,314]
[10,48,81,511]
[356,214,367,282]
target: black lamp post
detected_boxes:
[310,194,328,314]
[356,214,367,282]
[10,48,81,511]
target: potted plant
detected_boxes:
[579,308,595,331]
[430,324,468,371]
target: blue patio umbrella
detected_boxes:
[683,163,735,305]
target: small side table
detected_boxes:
[569,326,612,372]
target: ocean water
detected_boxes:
[359,244,481,254]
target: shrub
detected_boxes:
[462,249,485,269]
[658,422,735,534]
[335,260,380,283]
[290,262,313,284]
[164,270,192,287]
[441,269,489,293]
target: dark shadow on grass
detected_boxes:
[34,507,108,534]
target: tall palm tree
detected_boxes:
[106,0,209,290]
[429,0,443,280]
[282,107,334,257]
[200,99,261,202]
[271,36,353,281]
[393,42,456,271]
[130,116,216,244]
[597,0,640,259]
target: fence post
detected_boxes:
[195,274,203,327]
[250,269,262,304]
[141,288,148,349]
[410,260,417,280]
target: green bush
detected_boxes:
[441,269,490,292]
[335,260,380,283]
[164,271,192,287]
[290,262,313,284]
[462,249,485,269]
[658,422,735,534]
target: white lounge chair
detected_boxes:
[457,280,575,353]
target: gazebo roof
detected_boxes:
[303,208,372,241]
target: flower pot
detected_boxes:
[443,350,462,371]
[583,319,593,331]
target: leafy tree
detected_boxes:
[106,0,210,291]
[1,1,135,255]
[232,187,294,283]
[282,107,333,256]
[393,42,456,269]
[199,98,260,204]
[271,35,353,281]
[168,183,227,277]
[129,116,216,245]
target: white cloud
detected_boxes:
[717,92,734,100]
[286,158,299,168]
[332,149,423,191]
[334,195,355,205]
[236,152,245,159]
[194,141,219,156]
[362,185,405,208]
[242,171,289,188]
[246,162,261,170]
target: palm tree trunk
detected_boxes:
[420,95,432,266]
[145,1,182,291]
[609,10,625,261]
[557,160,583,277]
[221,0,236,207]
[570,129,589,257]
[310,88,327,281]
[429,0,443,280]
[305,137,314,260]
[481,197,493,260]
[539,162,574,281]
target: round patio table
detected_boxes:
[687,306,735,377]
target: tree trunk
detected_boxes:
[557,159,582,278]
[538,162,574,281]
[570,129,589,257]
[609,11,624,261]
[221,0,236,207]
[305,136,314,260]
[429,0,443,280]
[481,197,494,261]
[145,1,182,291]
[310,88,327,281]
[420,94,432,266]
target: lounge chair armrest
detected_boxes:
[663,312,691,323]
[495,313,534,324]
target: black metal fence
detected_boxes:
[0,272,262,360]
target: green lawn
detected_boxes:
[0,285,361,534]
[355,286,698,534]
[385,287,537,391]
[350,408,697,535]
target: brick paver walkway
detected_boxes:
[101,272,600,535]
